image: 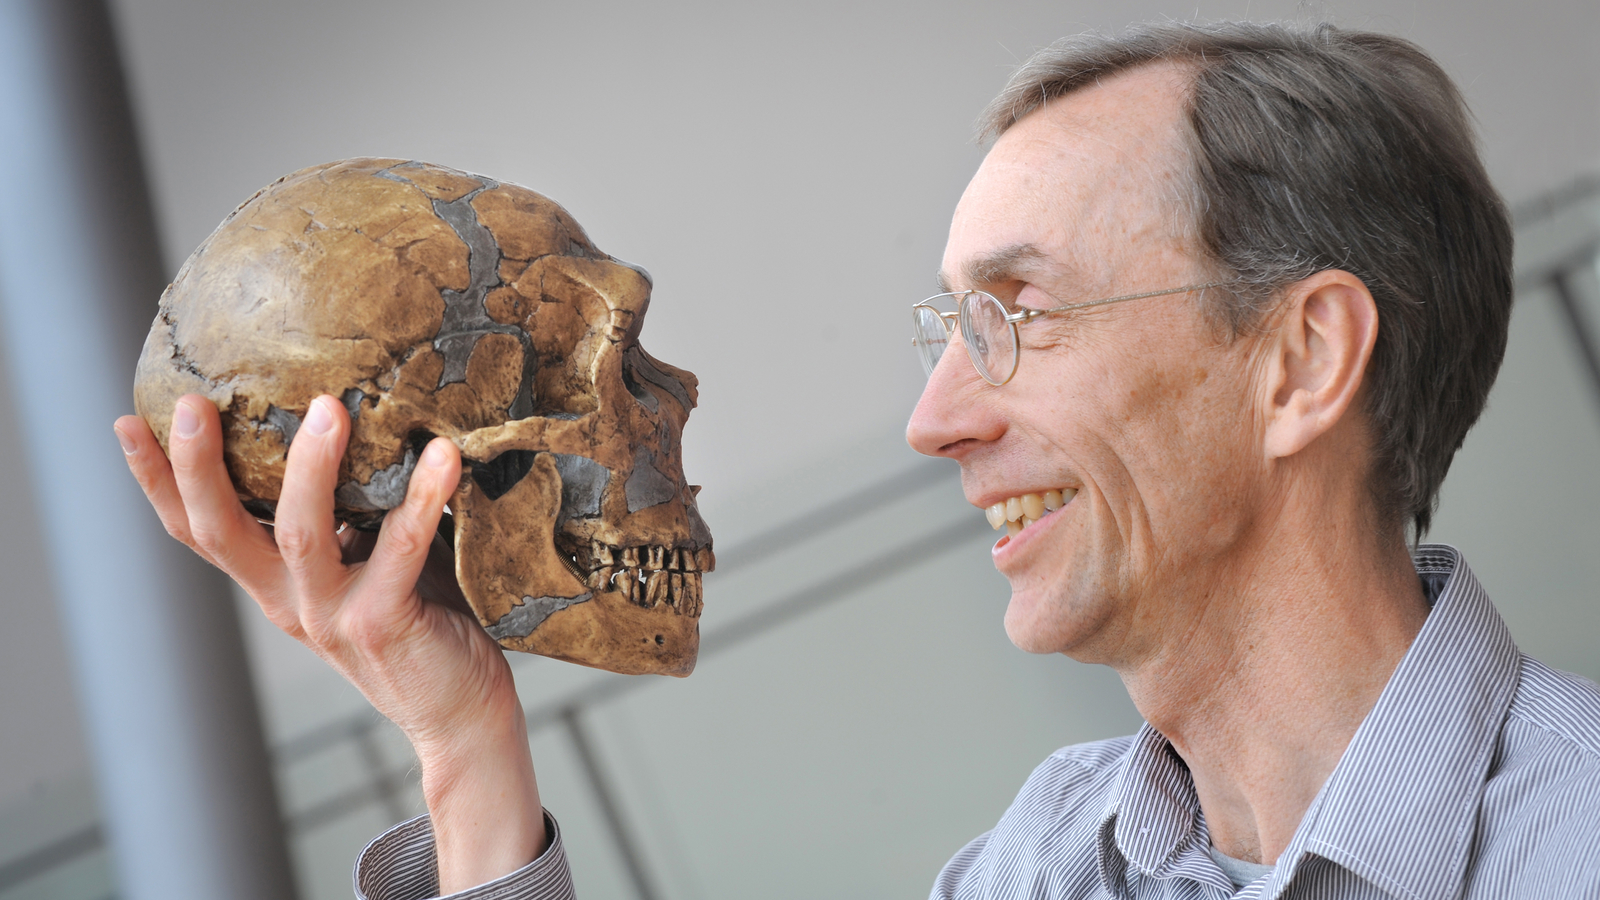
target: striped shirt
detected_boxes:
[355,545,1600,899]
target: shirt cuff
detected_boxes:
[354,808,575,900]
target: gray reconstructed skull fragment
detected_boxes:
[134,158,713,676]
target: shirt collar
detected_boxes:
[1093,545,1520,900]
[1270,545,1521,900]
[1096,724,1233,895]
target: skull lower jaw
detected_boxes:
[452,453,715,676]
[495,585,702,676]
[496,534,711,677]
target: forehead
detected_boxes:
[943,63,1197,292]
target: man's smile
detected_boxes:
[984,487,1078,544]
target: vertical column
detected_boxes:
[0,2,297,899]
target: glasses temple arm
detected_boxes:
[1009,282,1228,323]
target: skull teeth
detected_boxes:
[645,570,669,606]
[566,540,710,617]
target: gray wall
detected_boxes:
[1,1,1596,898]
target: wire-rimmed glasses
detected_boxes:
[911,282,1224,385]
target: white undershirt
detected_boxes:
[1209,845,1274,889]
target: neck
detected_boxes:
[1113,481,1428,864]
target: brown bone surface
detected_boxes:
[134,158,713,676]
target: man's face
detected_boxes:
[907,64,1272,667]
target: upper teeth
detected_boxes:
[562,540,713,618]
[985,489,1076,536]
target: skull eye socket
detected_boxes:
[530,361,599,420]
[471,449,536,500]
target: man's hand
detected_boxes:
[115,394,545,892]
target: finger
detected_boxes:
[358,437,462,623]
[164,396,281,579]
[418,527,474,619]
[274,395,354,607]
[115,414,204,557]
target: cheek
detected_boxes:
[1097,361,1201,462]
[1106,356,1260,514]
[1177,360,1263,469]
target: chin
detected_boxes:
[1002,581,1118,658]
[1002,592,1073,655]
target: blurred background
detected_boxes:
[0,1,1596,898]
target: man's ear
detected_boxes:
[1260,270,1379,460]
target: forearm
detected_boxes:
[418,701,545,893]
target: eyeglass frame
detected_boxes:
[911,281,1226,386]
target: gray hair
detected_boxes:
[981,22,1514,538]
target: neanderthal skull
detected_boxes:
[134,158,713,676]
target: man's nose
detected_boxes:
[906,333,1004,458]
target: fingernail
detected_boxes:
[422,439,450,468]
[172,401,199,438]
[114,425,136,455]
[304,398,334,436]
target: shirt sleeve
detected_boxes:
[354,809,575,900]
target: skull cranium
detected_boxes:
[134,158,713,676]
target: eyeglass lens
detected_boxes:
[960,292,1017,384]
[912,305,950,375]
[912,292,1020,384]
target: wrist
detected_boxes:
[416,696,532,804]
[417,702,545,893]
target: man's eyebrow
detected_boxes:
[937,244,1055,293]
